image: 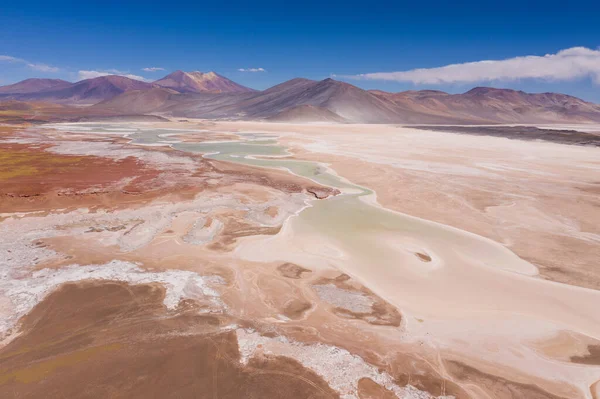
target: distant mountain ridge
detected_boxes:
[369,86,600,124]
[267,104,348,123]
[0,78,72,94]
[40,76,155,104]
[0,71,253,104]
[0,76,156,104]
[154,70,254,93]
[2,72,600,123]
[95,78,600,123]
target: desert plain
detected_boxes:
[1,117,599,399]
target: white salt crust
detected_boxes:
[0,260,225,340]
[236,329,454,399]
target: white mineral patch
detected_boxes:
[0,260,226,341]
[312,284,375,313]
[235,329,452,399]
[245,193,309,226]
[118,211,175,252]
[302,140,495,178]
[0,189,310,269]
[0,181,312,344]
[183,217,224,245]
[45,140,197,171]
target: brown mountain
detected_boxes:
[0,78,72,94]
[7,72,600,123]
[147,78,400,122]
[93,87,179,114]
[266,104,348,123]
[33,75,155,104]
[146,78,487,123]
[0,75,155,105]
[371,87,600,123]
[99,77,600,123]
[154,71,254,93]
[241,78,399,122]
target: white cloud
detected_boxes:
[142,67,165,72]
[0,55,24,63]
[342,47,600,85]
[0,54,60,73]
[27,63,60,73]
[78,69,150,82]
[238,67,266,72]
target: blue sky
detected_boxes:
[1,0,599,101]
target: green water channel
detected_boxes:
[137,129,535,277]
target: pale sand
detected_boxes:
[193,120,600,392]
[5,120,599,397]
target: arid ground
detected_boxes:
[1,118,599,399]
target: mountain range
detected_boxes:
[153,71,254,93]
[1,71,600,124]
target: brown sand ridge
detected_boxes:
[0,280,339,399]
[277,262,312,279]
[571,345,600,365]
[445,360,570,399]
[357,377,397,398]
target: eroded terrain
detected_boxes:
[1,119,599,399]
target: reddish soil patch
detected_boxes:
[1,132,338,214]
[0,101,120,124]
[277,263,312,279]
[0,280,339,398]
[571,345,600,365]
[0,143,169,212]
[357,377,396,399]
[283,299,313,319]
[0,143,159,196]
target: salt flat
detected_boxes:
[1,119,599,399]
[201,120,600,397]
